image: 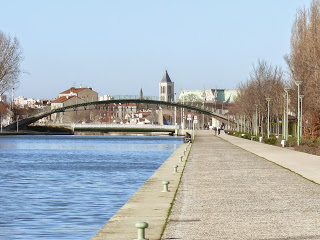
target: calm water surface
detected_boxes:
[0,135,182,240]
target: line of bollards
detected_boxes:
[134,142,192,239]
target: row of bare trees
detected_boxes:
[229,0,320,139]
[229,60,285,136]
[285,0,320,139]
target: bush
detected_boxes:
[287,136,297,147]
[227,130,236,135]
[264,137,278,145]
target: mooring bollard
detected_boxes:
[162,181,170,192]
[179,155,183,162]
[135,222,149,240]
[173,165,178,173]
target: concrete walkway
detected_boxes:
[162,131,320,240]
[219,132,320,184]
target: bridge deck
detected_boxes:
[162,131,320,239]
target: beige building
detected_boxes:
[58,87,98,102]
[50,87,98,123]
[51,96,86,109]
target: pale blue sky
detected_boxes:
[0,0,311,100]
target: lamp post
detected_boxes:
[282,93,286,139]
[182,91,185,130]
[266,98,271,138]
[295,81,303,145]
[284,88,290,140]
[299,95,304,138]
[16,115,19,132]
[254,104,258,136]
[174,93,177,127]
[201,89,206,130]
[11,87,15,110]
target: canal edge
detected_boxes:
[91,139,193,240]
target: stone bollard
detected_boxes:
[135,222,149,240]
[179,155,183,162]
[162,181,170,192]
[173,165,178,173]
[281,140,286,147]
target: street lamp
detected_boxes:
[266,98,271,138]
[202,90,206,130]
[299,95,304,138]
[11,87,15,110]
[174,93,177,126]
[295,81,303,145]
[254,104,258,136]
[16,115,19,132]
[182,91,185,130]
[284,88,290,140]
[282,93,286,139]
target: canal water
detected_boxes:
[0,135,182,240]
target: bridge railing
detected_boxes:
[72,123,177,130]
[111,95,159,101]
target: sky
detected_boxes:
[0,0,312,100]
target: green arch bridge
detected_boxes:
[4,98,233,131]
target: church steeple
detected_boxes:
[140,87,143,99]
[161,70,172,83]
[159,70,174,102]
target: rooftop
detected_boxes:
[161,70,172,83]
[52,96,77,103]
[60,87,91,95]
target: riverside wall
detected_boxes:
[91,140,192,240]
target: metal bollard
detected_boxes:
[173,165,178,173]
[179,155,183,162]
[162,181,170,192]
[135,222,149,240]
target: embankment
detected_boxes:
[91,140,192,240]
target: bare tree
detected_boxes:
[285,0,320,139]
[229,60,285,135]
[0,31,23,95]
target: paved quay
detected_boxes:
[162,131,320,240]
[91,141,192,240]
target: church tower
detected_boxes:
[159,70,174,101]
